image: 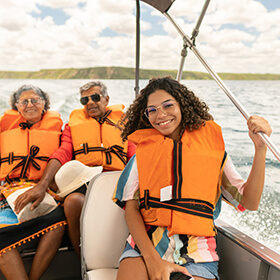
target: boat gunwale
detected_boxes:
[216,219,280,272]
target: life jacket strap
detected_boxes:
[104,145,127,165]
[3,145,48,184]
[19,122,33,130]
[140,194,214,219]
[96,110,116,126]
[73,145,103,156]
[0,152,22,166]
[73,144,127,165]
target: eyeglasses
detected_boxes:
[16,98,43,107]
[80,93,102,105]
[144,101,178,119]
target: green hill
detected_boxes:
[0,66,279,80]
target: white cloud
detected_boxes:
[36,0,81,9]
[0,0,279,74]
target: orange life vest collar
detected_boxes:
[0,109,62,132]
[128,121,226,237]
[69,104,127,170]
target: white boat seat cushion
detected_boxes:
[86,268,118,280]
[80,171,129,279]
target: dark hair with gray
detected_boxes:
[10,84,51,111]
[79,81,108,97]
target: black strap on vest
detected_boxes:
[140,194,214,219]
[19,122,33,130]
[73,144,127,165]
[104,145,127,165]
[96,110,116,126]
[1,145,49,184]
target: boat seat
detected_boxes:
[80,171,129,280]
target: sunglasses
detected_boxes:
[80,93,102,105]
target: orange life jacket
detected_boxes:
[0,110,63,181]
[128,121,226,237]
[68,104,127,171]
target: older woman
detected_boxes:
[0,85,66,280]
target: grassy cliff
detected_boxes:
[0,66,279,80]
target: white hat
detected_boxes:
[55,160,103,198]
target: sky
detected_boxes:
[0,0,279,74]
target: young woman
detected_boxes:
[113,76,272,280]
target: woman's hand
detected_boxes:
[247,115,272,148]
[241,115,272,210]
[14,183,46,214]
[14,159,62,214]
[144,253,192,280]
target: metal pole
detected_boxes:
[176,45,188,81]
[135,0,140,98]
[177,0,211,82]
[191,0,211,40]
[164,12,280,162]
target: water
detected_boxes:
[0,79,279,253]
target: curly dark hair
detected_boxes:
[10,84,51,112]
[119,76,213,141]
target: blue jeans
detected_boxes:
[119,242,219,279]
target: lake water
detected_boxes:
[0,79,279,254]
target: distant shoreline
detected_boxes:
[0,66,279,80]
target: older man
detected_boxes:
[14,81,135,256]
